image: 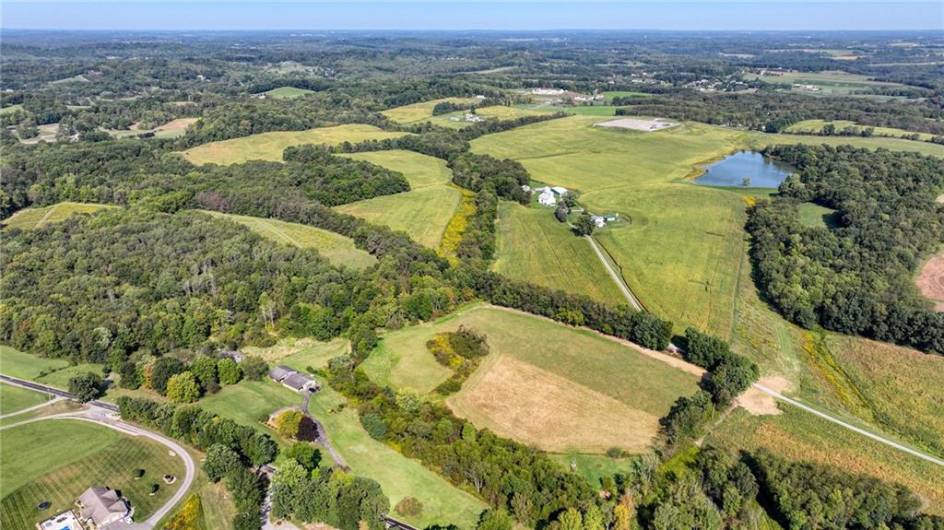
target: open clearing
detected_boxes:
[340,149,452,189]
[308,386,486,528]
[334,186,461,249]
[785,119,935,142]
[0,383,49,415]
[199,211,376,270]
[181,124,407,165]
[381,97,480,124]
[0,346,70,379]
[916,254,944,311]
[255,86,316,99]
[242,336,349,367]
[594,117,677,132]
[153,117,199,138]
[198,380,299,433]
[448,355,661,453]
[2,202,114,230]
[749,70,911,96]
[362,304,698,452]
[1,420,186,529]
[493,201,626,305]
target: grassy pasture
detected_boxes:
[362,304,698,452]
[561,105,620,116]
[381,97,479,124]
[199,211,376,270]
[784,119,935,142]
[2,202,114,230]
[1,420,186,529]
[0,383,49,415]
[181,124,407,165]
[750,70,910,96]
[256,86,315,99]
[242,336,349,368]
[492,201,626,305]
[308,386,487,528]
[0,346,70,379]
[748,131,944,158]
[198,380,300,431]
[340,150,452,189]
[334,186,461,249]
[797,202,838,228]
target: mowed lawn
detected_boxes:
[255,86,316,99]
[181,124,407,165]
[362,303,699,453]
[198,211,376,270]
[335,149,461,249]
[1,420,186,529]
[0,383,49,415]
[308,386,487,528]
[493,201,626,306]
[0,346,70,379]
[2,202,114,230]
[198,380,300,430]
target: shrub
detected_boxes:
[395,496,424,517]
[166,372,201,403]
[217,358,243,385]
[273,410,304,439]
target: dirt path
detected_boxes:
[585,235,644,311]
[0,396,62,419]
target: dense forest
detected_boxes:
[747,145,944,354]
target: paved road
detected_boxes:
[0,374,196,528]
[584,234,643,310]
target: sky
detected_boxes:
[2,1,942,31]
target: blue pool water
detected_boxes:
[695,151,795,188]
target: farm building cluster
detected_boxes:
[37,486,132,530]
[535,186,570,206]
[269,365,321,393]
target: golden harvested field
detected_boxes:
[181,124,407,165]
[448,355,661,453]
[199,210,376,270]
[339,149,452,189]
[381,97,480,124]
[153,117,199,138]
[916,253,944,311]
[2,202,114,230]
[334,186,461,249]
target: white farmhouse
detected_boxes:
[538,188,557,206]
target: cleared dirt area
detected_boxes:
[916,254,944,311]
[594,117,677,132]
[936,194,944,204]
[737,375,791,415]
[447,355,661,453]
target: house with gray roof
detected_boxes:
[76,486,131,529]
[268,365,320,393]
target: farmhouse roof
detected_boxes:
[550,186,569,195]
[268,365,295,382]
[282,372,316,391]
[78,486,128,526]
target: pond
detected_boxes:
[695,151,795,188]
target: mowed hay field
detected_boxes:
[472,115,749,336]
[381,97,480,124]
[493,201,626,306]
[181,124,407,165]
[361,304,699,453]
[1,420,186,529]
[2,202,114,230]
[0,383,48,415]
[255,86,316,99]
[199,211,376,270]
[784,119,935,142]
[334,150,461,249]
[0,346,70,379]
[308,386,487,528]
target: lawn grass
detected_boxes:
[381,97,480,124]
[308,386,487,528]
[34,363,106,391]
[1,419,186,528]
[279,338,349,372]
[181,124,407,165]
[2,202,114,230]
[784,119,935,142]
[0,346,69,380]
[198,210,376,270]
[0,383,49,415]
[548,453,637,489]
[334,186,462,249]
[198,379,300,430]
[256,86,316,99]
[339,149,452,189]
[797,202,838,228]
[492,201,626,305]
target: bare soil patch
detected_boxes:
[936,194,944,204]
[916,254,944,311]
[594,117,677,132]
[156,117,198,133]
[738,375,792,416]
[447,355,660,453]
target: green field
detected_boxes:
[2,202,114,230]
[0,104,23,115]
[797,202,838,228]
[1,419,186,529]
[560,105,620,116]
[362,304,698,452]
[0,346,70,379]
[750,70,910,96]
[749,131,944,158]
[256,86,316,99]
[34,363,106,390]
[199,379,300,430]
[340,150,452,189]
[381,97,480,124]
[492,201,626,305]
[308,386,487,528]
[334,185,461,249]
[199,211,376,270]
[181,124,407,165]
[279,338,349,372]
[429,105,550,128]
[0,383,49,415]
[785,119,935,142]
[602,91,652,102]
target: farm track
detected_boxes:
[585,235,643,311]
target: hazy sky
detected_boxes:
[3,1,942,31]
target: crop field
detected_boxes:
[181,124,407,165]
[334,186,461,249]
[706,407,944,515]
[340,149,452,189]
[381,97,480,124]
[198,380,300,430]
[2,202,114,230]
[492,201,626,305]
[784,119,935,141]
[472,115,749,335]
[256,86,316,99]
[308,386,487,528]
[0,383,48,415]
[199,211,376,270]
[1,420,186,529]
[362,304,699,452]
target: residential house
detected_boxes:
[269,365,320,393]
[76,487,131,529]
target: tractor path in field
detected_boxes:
[584,234,643,311]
